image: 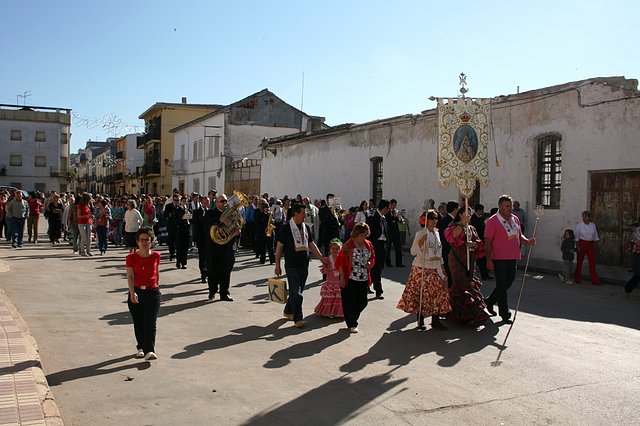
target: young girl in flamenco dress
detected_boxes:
[314,238,344,318]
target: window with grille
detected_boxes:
[10,130,21,141]
[35,131,46,142]
[536,134,562,209]
[371,157,383,206]
[35,156,47,167]
[10,155,22,166]
[60,132,69,144]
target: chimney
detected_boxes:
[181,97,187,104]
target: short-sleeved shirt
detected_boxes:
[349,247,371,281]
[484,213,522,260]
[126,251,161,288]
[77,204,91,225]
[277,222,314,269]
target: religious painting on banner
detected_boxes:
[436,97,491,198]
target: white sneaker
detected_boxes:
[135,349,145,358]
[144,352,157,360]
[350,327,359,333]
[566,280,574,285]
[558,273,565,283]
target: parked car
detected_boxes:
[0,185,28,198]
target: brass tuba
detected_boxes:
[210,191,249,244]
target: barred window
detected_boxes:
[35,131,46,142]
[371,157,383,206]
[536,134,562,209]
[10,130,21,141]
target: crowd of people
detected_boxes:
[1,186,638,362]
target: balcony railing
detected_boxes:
[172,159,188,174]
[50,166,69,177]
[113,172,124,181]
[115,151,124,159]
[145,163,161,175]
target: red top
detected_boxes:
[335,238,375,287]
[28,198,42,217]
[126,251,161,288]
[484,214,522,260]
[77,204,91,224]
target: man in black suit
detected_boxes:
[436,200,459,288]
[366,199,390,299]
[192,196,209,283]
[163,191,181,261]
[385,199,405,267]
[318,193,341,256]
[203,194,236,301]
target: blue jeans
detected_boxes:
[113,221,123,246]
[96,225,108,252]
[9,217,26,245]
[70,224,79,252]
[284,266,309,322]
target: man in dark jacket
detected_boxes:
[366,199,390,299]
[436,200,460,288]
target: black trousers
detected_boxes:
[127,288,161,354]
[196,240,207,278]
[485,259,516,317]
[442,251,453,288]
[167,227,177,257]
[256,233,274,264]
[386,234,403,266]
[341,279,369,328]
[371,240,387,296]
[477,256,490,279]
[176,235,189,267]
[206,248,235,296]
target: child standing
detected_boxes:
[559,229,575,284]
[314,238,344,318]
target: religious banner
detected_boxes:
[436,96,491,198]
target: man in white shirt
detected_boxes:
[574,210,600,285]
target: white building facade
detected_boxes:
[0,104,71,193]
[261,77,640,267]
[170,89,326,196]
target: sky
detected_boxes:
[1,0,637,153]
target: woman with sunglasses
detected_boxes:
[126,227,161,361]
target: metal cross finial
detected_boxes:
[459,72,468,97]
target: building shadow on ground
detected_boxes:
[340,319,502,372]
[240,369,408,425]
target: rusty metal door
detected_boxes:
[590,170,640,267]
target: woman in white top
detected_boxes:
[354,200,369,224]
[124,200,144,253]
[396,210,451,331]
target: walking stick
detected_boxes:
[491,205,544,367]
[417,232,426,329]
[512,205,544,322]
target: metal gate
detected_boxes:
[590,170,640,267]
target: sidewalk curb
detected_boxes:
[0,265,64,426]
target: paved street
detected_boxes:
[1,239,639,425]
